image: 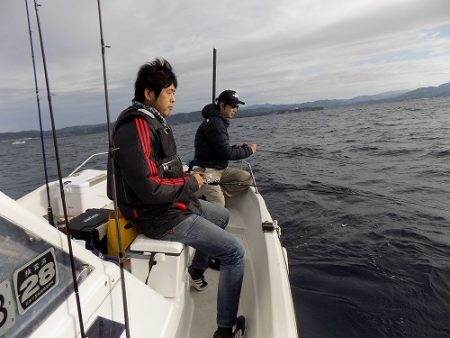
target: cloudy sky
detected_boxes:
[1,0,450,132]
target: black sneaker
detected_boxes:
[189,272,208,291]
[213,316,246,338]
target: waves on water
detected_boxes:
[1,97,450,337]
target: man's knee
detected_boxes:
[220,239,245,266]
[199,200,229,228]
[201,186,225,207]
[235,241,245,261]
[242,171,253,185]
[208,194,226,208]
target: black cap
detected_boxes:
[216,90,245,106]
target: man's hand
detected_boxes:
[191,172,205,188]
[236,142,257,154]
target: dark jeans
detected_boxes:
[161,200,245,328]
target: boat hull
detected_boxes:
[0,169,298,337]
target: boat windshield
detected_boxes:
[0,216,85,338]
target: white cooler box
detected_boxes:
[51,169,110,218]
[128,235,187,298]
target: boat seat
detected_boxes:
[127,234,187,298]
[130,234,184,254]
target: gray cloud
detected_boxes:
[1,0,450,132]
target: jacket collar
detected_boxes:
[201,103,230,126]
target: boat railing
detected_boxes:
[68,151,109,177]
[68,155,260,195]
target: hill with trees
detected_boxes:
[1,81,449,141]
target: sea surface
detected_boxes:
[1,97,450,338]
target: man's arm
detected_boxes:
[206,118,254,160]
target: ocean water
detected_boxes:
[1,97,450,337]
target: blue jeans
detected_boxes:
[160,200,245,328]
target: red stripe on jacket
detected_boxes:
[134,117,187,187]
[173,202,187,211]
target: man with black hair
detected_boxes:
[193,90,257,207]
[107,58,245,338]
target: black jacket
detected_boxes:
[194,103,253,170]
[107,104,201,238]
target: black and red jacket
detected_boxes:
[107,103,201,238]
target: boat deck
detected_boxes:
[9,170,297,338]
[189,268,219,338]
[189,210,254,338]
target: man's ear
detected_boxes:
[144,88,155,104]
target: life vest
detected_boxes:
[107,105,184,201]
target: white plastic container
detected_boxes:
[51,169,110,218]
[128,235,187,298]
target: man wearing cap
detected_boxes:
[193,89,257,208]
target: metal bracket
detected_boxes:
[262,220,275,232]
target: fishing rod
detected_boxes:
[32,1,86,337]
[349,186,450,214]
[258,148,367,168]
[212,47,217,103]
[206,181,256,187]
[305,182,450,215]
[256,148,445,206]
[205,177,450,215]
[206,49,437,212]
[205,51,445,214]
[24,0,54,226]
[96,1,131,336]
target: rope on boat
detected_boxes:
[32,1,86,336]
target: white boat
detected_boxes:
[0,155,298,338]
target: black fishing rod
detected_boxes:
[96,1,131,336]
[258,148,367,168]
[206,50,446,214]
[300,181,450,215]
[205,56,447,216]
[207,177,450,215]
[206,181,255,187]
[212,47,217,103]
[24,0,54,226]
[348,186,450,214]
[32,1,86,337]
[257,148,444,206]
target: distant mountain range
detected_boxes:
[1,82,449,141]
[297,82,450,108]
